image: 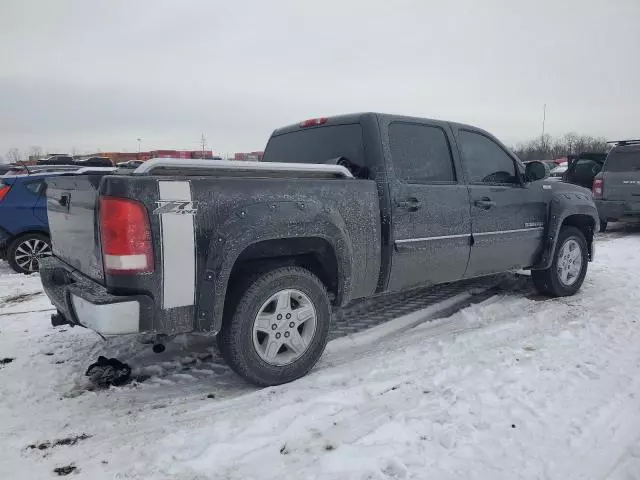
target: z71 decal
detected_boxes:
[153,201,198,215]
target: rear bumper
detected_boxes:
[595,199,640,221]
[40,257,154,335]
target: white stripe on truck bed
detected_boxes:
[158,181,196,309]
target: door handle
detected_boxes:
[474,197,496,210]
[396,197,421,212]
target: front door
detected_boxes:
[385,120,472,291]
[455,129,547,278]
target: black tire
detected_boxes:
[217,266,331,387]
[599,219,608,233]
[7,233,51,274]
[531,226,589,297]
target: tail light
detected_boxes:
[0,184,11,202]
[99,196,153,274]
[592,178,603,198]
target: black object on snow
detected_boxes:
[53,465,77,476]
[85,356,132,388]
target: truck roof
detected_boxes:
[270,112,480,137]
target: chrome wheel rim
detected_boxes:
[252,288,317,366]
[14,238,51,272]
[556,238,582,286]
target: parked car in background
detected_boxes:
[0,172,54,273]
[75,156,113,167]
[0,165,16,175]
[593,140,640,232]
[562,153,606,190]
[38,155,75,165]
[0,166,115,273]
[548,163,568,181]
[117,160,144,169]
[41,112,598,386]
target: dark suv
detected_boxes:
[563,153,606,190]
[593,140,640,232]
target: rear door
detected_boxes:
[24,179,48,223]
[454,128,546,277]
[384,119,472,291]
[602,146,640,203]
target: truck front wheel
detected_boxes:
[532,226,589,297]
[218,266,331,387]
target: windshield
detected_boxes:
[263,124,365,166]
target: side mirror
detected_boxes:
[525,161,549,182]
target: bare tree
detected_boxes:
[512,134,608,162]
[5,148,23,164]
[28,146,44,161]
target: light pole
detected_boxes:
[200,133,207,159]
[137,138,142,158]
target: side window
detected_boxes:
[389,122,456,183]
[458,130,519,185]
[24,181,43,195]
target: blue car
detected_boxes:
[0,171,58,273]
[0,166,117,273]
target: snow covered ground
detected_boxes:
[2,226,640,479]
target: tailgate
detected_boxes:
[46,175,106,281]
[603,149,640,202]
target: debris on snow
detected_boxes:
[85,356,132,388]
[53,464,77,476]
[27,434,91,451]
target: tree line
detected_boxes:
[2,133,610,164]
[511,133,609,162]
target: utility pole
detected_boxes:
[541,104,547,154]
[200,133,207,159]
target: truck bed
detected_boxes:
[44,167,381,334]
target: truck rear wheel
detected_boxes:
[532,226,588,297]
[218,266,331,387]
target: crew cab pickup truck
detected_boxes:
[40,113,599,386]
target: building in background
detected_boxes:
[86,150,218,163]
[234,151,264,161]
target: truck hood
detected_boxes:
[542,178,592,196]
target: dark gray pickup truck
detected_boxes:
[40,113,599,386]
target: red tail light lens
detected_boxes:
[592,178,603,198]
[299,117,328,128]
[0,185,11,202]
[99,196,153,274]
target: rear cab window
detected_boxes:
[263,124,365,168]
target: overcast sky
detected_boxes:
[1,0,638,157]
